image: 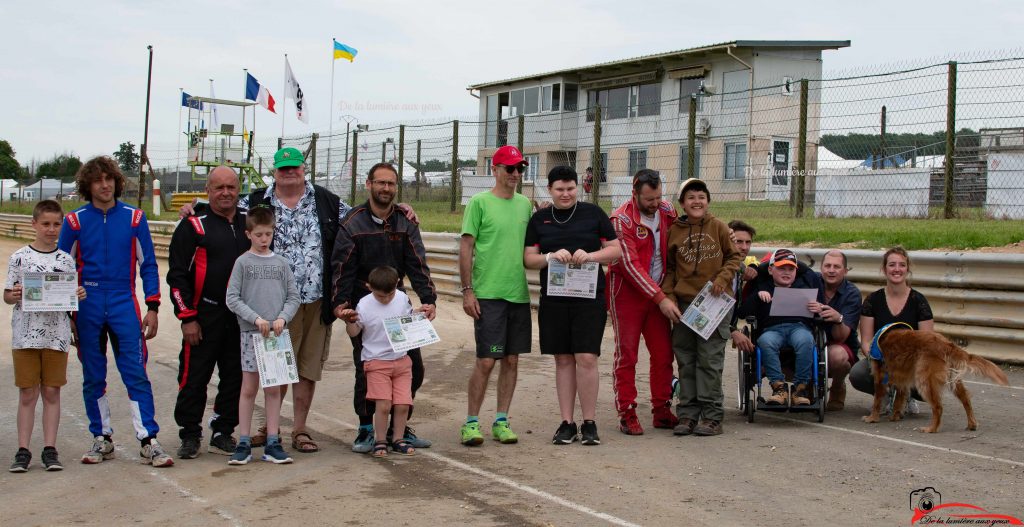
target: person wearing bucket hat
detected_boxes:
[660,177,741,437]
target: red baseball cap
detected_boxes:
[492,145,527,167]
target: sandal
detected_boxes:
[391,439,415,456]
[251,425,268,447]
[372,440,388,458]
[291,431,320,453]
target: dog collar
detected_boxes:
[870,322,914,361]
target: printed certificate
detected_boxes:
[253,329,299,388]
[547,261,599,299]
[383,313,441,353]
[681,281,736,341]
[21,272,78,312]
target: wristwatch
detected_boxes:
[837,313,844,324]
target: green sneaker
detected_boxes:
[460,421,484,446]
[491,420,519,444]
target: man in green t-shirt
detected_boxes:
[458,145,533,446]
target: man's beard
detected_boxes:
[371,191,394,208]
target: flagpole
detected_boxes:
[327,39,337,180]
[281,53,287,142]
[176,87,183,193]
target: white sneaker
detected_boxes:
[140,439,174,468]
[81,436,115,464]
[906,398,922,415]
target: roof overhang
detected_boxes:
[467,40,851,90]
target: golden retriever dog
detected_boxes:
[862,329,1009,433]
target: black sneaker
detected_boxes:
[41,447,63,471]
[208,433,236,456]
[9,448,30,473]
[580,421,601,446]
[552,421,578,445]
[177,436,201,459]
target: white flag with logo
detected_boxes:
[284,57,309,124]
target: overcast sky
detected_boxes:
[2,0,1021,167]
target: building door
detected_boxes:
[766,139,791,201]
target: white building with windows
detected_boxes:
[467,40,849,204]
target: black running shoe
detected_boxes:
[41,447,63,471]
[552,421,578,445]
[177,436,201,459]
[208,433,237,456]
[9,448,30,473]
[580,421,601,446]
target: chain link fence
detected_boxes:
[153,54,1024,221]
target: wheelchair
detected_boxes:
[736,315,828,423]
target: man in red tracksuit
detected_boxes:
[607,169,679,435]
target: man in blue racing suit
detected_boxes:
[58,156,173,467]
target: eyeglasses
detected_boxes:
[371,180,398,188]
[497,164,527,174]
[632,171,661,186]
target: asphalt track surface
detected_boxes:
[0,236,1021,526]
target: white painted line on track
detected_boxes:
[964,379,1024,391]
[763,413,1024,469]
[289,402,643,527]
[63,408,244,527]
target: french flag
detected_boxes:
[245,73,276,114]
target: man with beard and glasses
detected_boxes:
[606,169,679,436]
[332,163,437,453]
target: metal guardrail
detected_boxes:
[3,214,1021,364]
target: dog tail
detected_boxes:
[964,352,1010,386]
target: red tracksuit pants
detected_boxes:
[609,275,675,414]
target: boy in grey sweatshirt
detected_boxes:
[225,206,300,465]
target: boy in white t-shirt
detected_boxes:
[5,200,87,472]
[340,266,417,458]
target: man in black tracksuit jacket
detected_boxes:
[168,167,250,457]
[331,162,437,452]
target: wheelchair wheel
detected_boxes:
[737,349,747,413]
[815,328,829,423]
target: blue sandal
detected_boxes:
[372,440,388,458]
[391,439,415,456]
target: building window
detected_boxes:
[564,84,578,111]
[724,143,747,180]
[679,145,701,179]
[485,95,499,148]
[722,70,750,111]
[628,149,647,178]
[523,154,540,184]
[587,82,660,121]
[678,78,704,114]
[542,84,561,112]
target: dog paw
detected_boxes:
[967,422,978,431]
[862,415,879,423]
[916,426,937,433]
[889,412,904,422]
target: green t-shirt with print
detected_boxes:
[461,191,532,303]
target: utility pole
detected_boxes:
[139,45,154,209]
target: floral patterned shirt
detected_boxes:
[239,181,350,304]
[6,246,76,352]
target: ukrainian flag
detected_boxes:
[333,41,358,62]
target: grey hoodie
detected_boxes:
[225,251,300,331]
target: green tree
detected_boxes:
[36,154,82,182]
[113,141,140,175]
[0,139,26,181]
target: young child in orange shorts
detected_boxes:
[341,266,417,458]
[5,200,86,472]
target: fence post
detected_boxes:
[415,139,422,201]
[450,120,459,212]
[795,79,808,217]
[277,137,284,150]
[517,114,525,193]
[397,125,405,203]
[944,61,958,219]
[687,95,697,180]
[350,130,359,204]
[309,133,318,186]
[381,141,387,163]
[592,105,602,204]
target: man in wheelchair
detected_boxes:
[738,249,820,407]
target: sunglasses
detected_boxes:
[632,171,661,185]
[498,164,527,174]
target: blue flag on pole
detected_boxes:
[181,92,202,110]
